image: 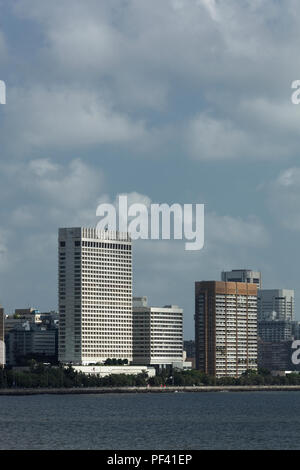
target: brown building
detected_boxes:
[195,281,258,378]
[0,306,4,367]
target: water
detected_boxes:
[0,391,299,449]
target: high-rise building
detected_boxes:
[257,289,294,321]
[258,339,300,372]
[221,269,262,288]
[184,340,196,368]
[184,340,195,359]
[0,307,4,367]
[58,228,132,365]
[195,281,258,378]
[258,320,293,342]
[132,297,183,367]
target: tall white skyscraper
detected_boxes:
[58,228,132,365]
[257,289,295,321]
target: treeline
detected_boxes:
[1,364,300,389]
[166,369,300,386]
[0,363,148,389]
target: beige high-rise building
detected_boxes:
[58,228,132,365]
[195,281,258,378]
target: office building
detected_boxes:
[132,297,183,367]
[257,289,294,321]
[195,281,258,378]
[184,340,196,369]
[221,269,262,288]
[0,307,4,367]
[258,320,293,342]
[258,339,300,372]
[184,340,195,359]
[58,228,132,365]
[5,322,58,366]
[5,309,58,333]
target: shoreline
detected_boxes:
[1,385,300,396]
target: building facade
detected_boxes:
[132,297,183,367]
[0,307,4,367]
[184,340,195,359]
[58,227,132,365]
[257,289,294,321]
[221,269,262,288]
[195,281,258,378]
[258,339,300,372]
[5,322,58,366]
[258,320,293,343]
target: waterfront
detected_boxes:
[0,391,300,450]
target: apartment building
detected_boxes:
[195,281,258,378]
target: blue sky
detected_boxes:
[0,0,300,338]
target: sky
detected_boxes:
[0,0,300,339]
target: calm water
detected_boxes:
[0,391,300,450]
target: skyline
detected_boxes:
[0,1,300,339]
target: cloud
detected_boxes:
[1,157,105,234]
[200,0,218,21]
[131,198,269,334]
[3,0,300,161]
[0,0,299,329]
[266,167,300,231]
[0,30,6,60]
[186,115,249,160]
[206,213,269,246]
[2,87,147,155]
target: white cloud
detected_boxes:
[29,158,103,208]
[3,157,105,233]
[186,115,249,160]
[3,87,147,155]
[5,0,300,161]
[206,213,269,247]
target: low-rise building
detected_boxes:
[71,365,156,378]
